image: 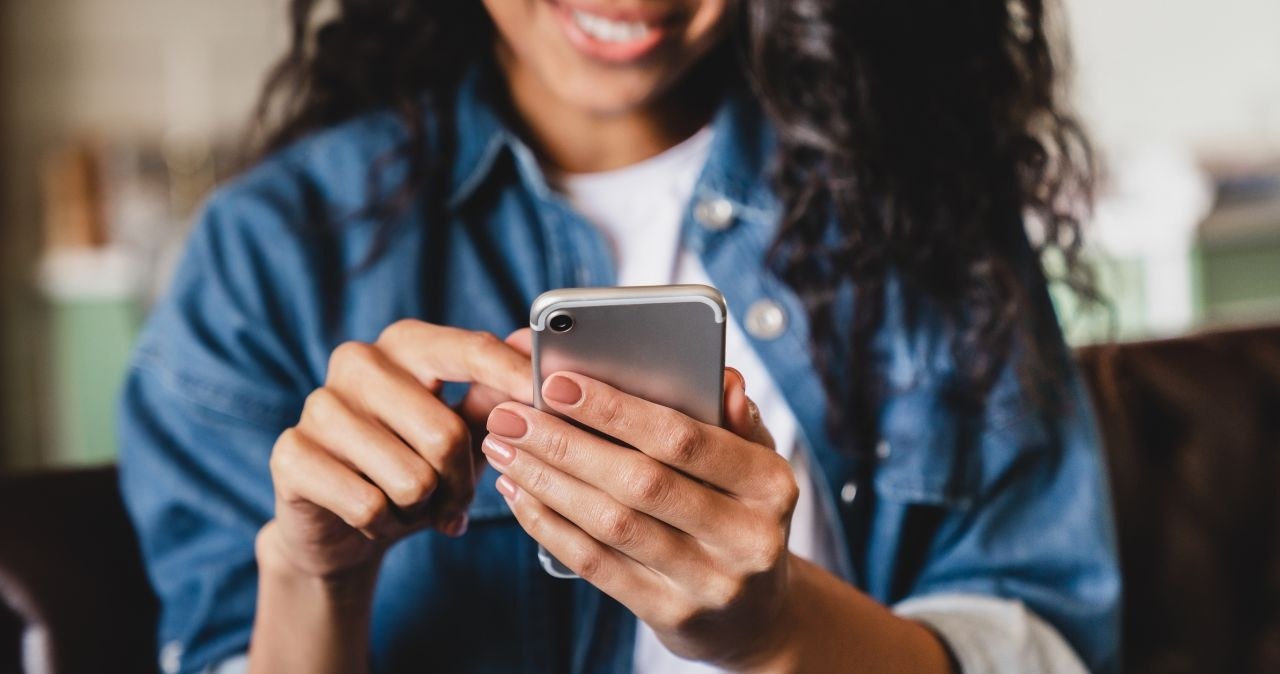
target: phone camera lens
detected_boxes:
[548,313,574,333]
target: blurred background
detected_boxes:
[1,0,1278,469]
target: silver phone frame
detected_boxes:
[528,284,727,578]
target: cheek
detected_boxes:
[684,0,730,49]
[483,0,545,55]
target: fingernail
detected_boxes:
[542,375,583,405]
[487,408,528,438]
[725,367,745,392]
[482,437,516,466]
[443,513,469,537]
[496,475,518,500]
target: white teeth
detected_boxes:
[572,9,652,43]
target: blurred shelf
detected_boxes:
[1200,194,1280,248]
[1197,199,1280,329]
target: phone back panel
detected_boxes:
[529,286,726,578]
[531,285,727,428]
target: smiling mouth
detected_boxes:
[551,2,677,63]
[570,9,654,43]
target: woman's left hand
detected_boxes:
[481,368,799,671]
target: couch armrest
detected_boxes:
[1078,324,1280,674]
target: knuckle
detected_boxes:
[301,387,341,423]
[664,422,703,465]
[597,505,641,549]
[543,429,573,465]
[742,525,787,573]
[592,393,625,428]
[328,341,375,378]
[624,463,671,511]
[569,544,606,582]
[425,413,470,452]
[702,574,747,612]
[439,412,470,444]
[465,330,503,358]
[527,466,555,496]
[349,491,387,530]
[268,428,302,477]
[779,481,800,515]
[392,464,438,506]
[377,319,418,346]
[471,329,503,348]
[521,502,547,535]
[766,466,800,517]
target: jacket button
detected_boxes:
[876,439,892,460]
[840,481,859,504]
[694,196,735,230]
[745,299,787,340]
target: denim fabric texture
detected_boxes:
[118,68,1121,674]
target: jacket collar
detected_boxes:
[444,61,776,219]
[446,62,517,210]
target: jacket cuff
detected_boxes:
[203,654,248,674]
[893,593,1087,674]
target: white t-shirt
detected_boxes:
[557,127,842,674]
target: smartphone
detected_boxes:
[530,284,728,578]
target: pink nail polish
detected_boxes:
[542,374,583,405]
[496,475,518,500]
[487,408,528,439]
[483,437,516,465]
[727,367,746,393]
[446,513,469,537]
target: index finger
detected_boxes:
[458,328,537,423]
[377,320,532,404]
[537,371,784,495]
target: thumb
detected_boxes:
[723,368,775,451]
[504,327,533,356]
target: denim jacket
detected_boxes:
[118,69,1121,674]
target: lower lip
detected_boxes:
[550,3,670,64]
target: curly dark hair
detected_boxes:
[253,0,1096,455]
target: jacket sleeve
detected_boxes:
[118,183,321,674]
[908,360,1121,672]
[865,261,1124,672]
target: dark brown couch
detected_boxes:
[1077,324,1280,673]
[0,468,157,674]
[2,324,1278,673]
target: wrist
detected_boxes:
[255,521,381,605]
[731,556,954,674]
[721,554,804,674]
[701,555,798,674]
[250,521,378,674]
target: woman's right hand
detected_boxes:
[258,321,533,580]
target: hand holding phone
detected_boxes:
[481,294,796,667]
[530,285,728,576]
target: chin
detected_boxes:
[554,74,666,117]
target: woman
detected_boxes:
[119,1,1120,672]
